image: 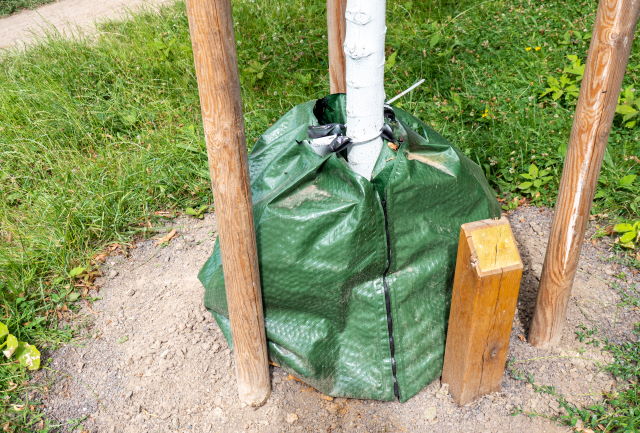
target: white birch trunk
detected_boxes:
[344,0,386,180]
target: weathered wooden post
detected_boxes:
[185,0,271,406]
[327,0,347,93]
[529,0,640,348]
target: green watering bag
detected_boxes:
[198,94,500,401]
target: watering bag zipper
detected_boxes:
[380,197,400,400]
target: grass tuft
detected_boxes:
[559,324,640,432]
[0,0,55,16]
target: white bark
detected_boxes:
[344,0,386,180]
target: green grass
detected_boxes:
[0,0,638,431]
[0,0,55,16]
[510,323,640,432]
[559,324,640,432]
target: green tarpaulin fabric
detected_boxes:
[198,94,500,401]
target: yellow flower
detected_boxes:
[535,46,541,51]
[525,47,532,51]
[481,108,489,118]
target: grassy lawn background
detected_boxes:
[0,0,638,431]
[0,0,55,16]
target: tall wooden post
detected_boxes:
[530,0,640,348]
[185,0,271,406]
[327,0,347,93]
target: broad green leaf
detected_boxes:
[564,56,585,78]
[451,92,462,108]
[603,147,615,169]
[619,231,637,244]
[67,292,80,302]
[616,104,638,116]
[613,223,633,233]
[14,342,40,370]
[540,88,553,98]
[619,174,637,187]
[533,179,542,188]
[564,65,584,77]
[3,334,18,358]
[518,182,533,190]
[185,207,197,216]
[520,173,533,180]
[385,51,398,71]
[69,266,86,278]
[0,322,8,340]
[122,113,137,126]
[558,141,568,157]
[429,33,441,48]
[528,164,539,178]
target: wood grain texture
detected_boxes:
[442,218,523,405]
[529,0,640,348]
[185,0,270,406]
[327,0,347,93]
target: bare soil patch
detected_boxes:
[36,206,639,432]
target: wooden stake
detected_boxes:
[529,0,640,348]
[327,0,347,93]
[442,217,523,405]
[185,0,270,406]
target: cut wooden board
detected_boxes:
[442,217,523,405]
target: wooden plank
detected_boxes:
[185,0,270,406]
[327,0,347,93]
[442,217,523,405]
[529,0,640,348]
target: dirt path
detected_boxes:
[0,0,174,50]
[35,206,639,433]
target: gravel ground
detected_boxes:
[35,205,640,433]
